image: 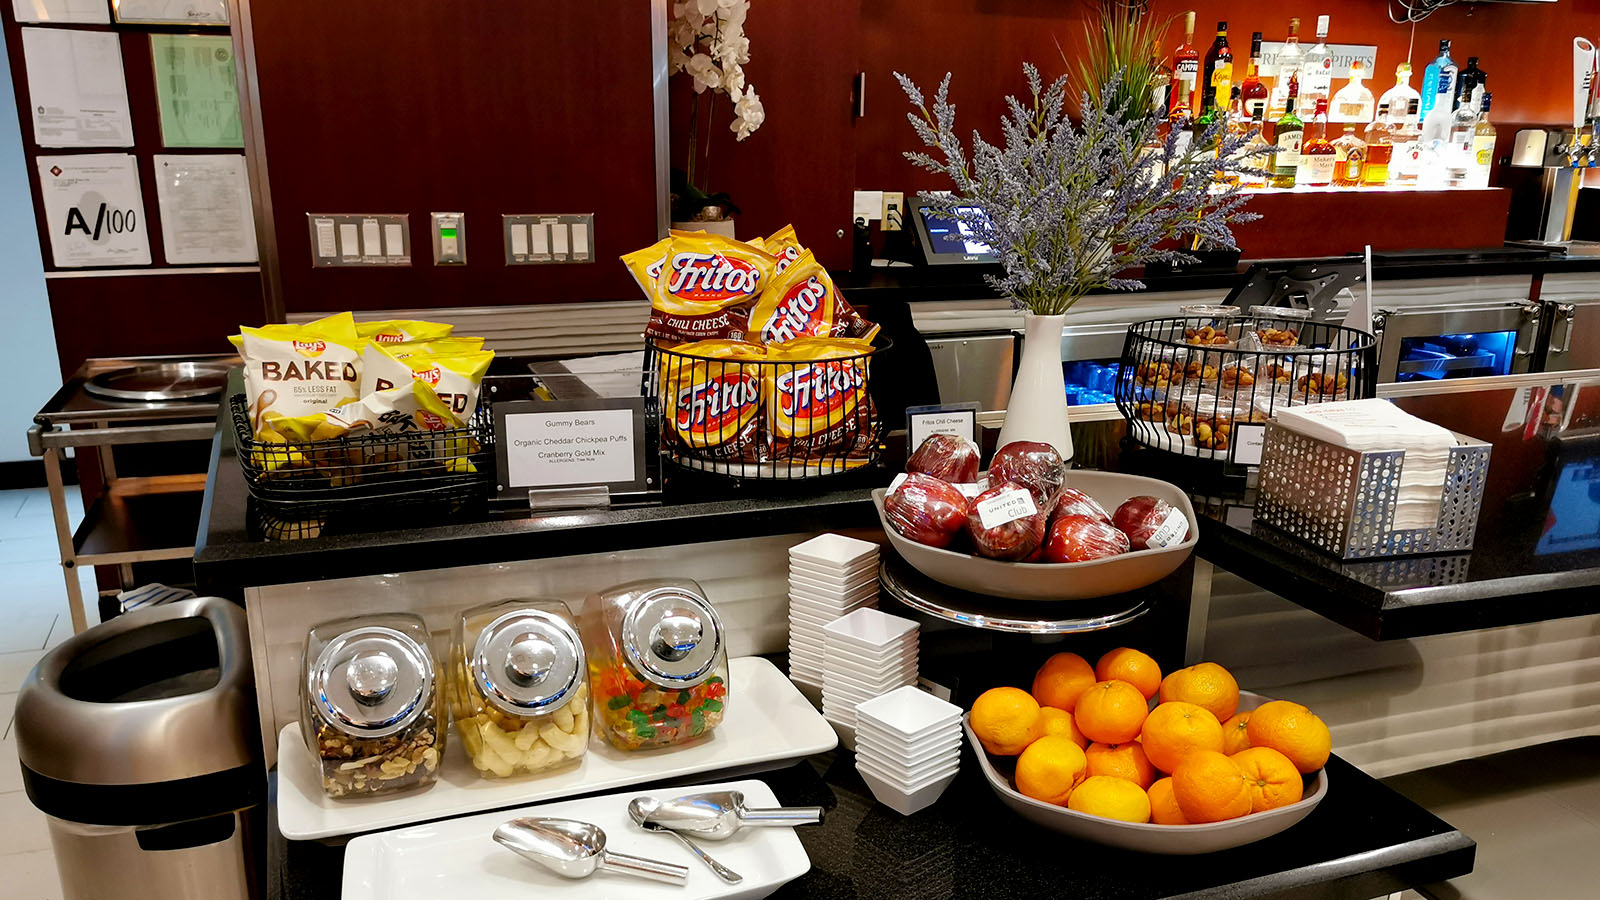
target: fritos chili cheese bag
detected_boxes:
[761,224,803,274]
[356,319,454,345]
[360,343,494,422]
[645,231,777,346]
[748,246,877,345]
[621,238,671,299]
[229,312,362,440]
[661,339,768,462]
[765,337,877,463]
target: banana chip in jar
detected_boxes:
[765,337,878,462]
[644,231,777,345]
[660,339,768,461]
[229,312,362,440]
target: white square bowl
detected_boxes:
[854,685,964,738]
[857,753,960,792]
[789,575,880,602]
[855,729,963,765]
[857,766,957,816]
[791,555,878,583]
[821,608,918,648]
[790,533,880,568]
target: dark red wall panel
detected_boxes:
[246,2,657,312]
[47,272,264,374]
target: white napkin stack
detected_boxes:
[1275,399,1458,531]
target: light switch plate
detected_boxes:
[504,213,595,265]
[307,213,410,267]
[430,212,466,265]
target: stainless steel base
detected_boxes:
[46,811,255,900]
[878,555,1151,634]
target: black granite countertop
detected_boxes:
[269,747,1473,900]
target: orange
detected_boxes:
[1067,775,1152,822]
[1158,662,1240,722]
[1171,750,1252,823]
[1095,647,1163,700]
[1147,776,1190,825]
[1037,706,1089,749]
[1221,711,1253,755]
[1014,735,1088,805]
[970,687,1044,756]
[1140,701,1223,774]
[1246,700,1332,774]
[1085,741,1155,789]
[1032,652,1097,712]
[1232,746,1304,813]
[1073,680,1149,744]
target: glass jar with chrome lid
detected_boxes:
[580,579,729,751]
[299,613,443,798]
[448,599,589,778]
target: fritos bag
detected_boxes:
[621,238,671,299]
[644,231,777,345]
[356,319,453,345]
[229,312,362,439]
[759,224,803,274]
[660,339,768,462]
[765,337,877,462]
[360,343,494,422]
[749,249,878,344]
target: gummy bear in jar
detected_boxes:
[580,579,729,751]
[300,614,444,799]
[448,599,590,778]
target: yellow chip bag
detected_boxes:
[360,343,494,421]
[762,224,804,275]
[229,312,362,439]
[749,249,849,345]
[659,340,767,462]
[765,337,877,461]
[356,319,454,345]
[621,238,672,300]
[644,231,777,346]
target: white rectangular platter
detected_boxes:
[279,656,836,840]
[341,778,808,900]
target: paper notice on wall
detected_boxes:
[36,154,152,267]
[12,0,108,22]
[21,28,134,148]
[153,154,257,264]
[151,34,243,148]
[114,0,229,24]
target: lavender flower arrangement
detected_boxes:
[899,64,1265,316]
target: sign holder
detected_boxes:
[487,375,660,510]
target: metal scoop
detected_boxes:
[492,817,689,884]
[639,789,825,841]
[629,796,743,884]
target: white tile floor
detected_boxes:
[1,485,93,900]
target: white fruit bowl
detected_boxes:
[965,692,1329,855]
[873,470,1198,601]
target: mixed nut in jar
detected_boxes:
[580,579,729,751]
[300,613,444,798]
[448,599,590,778]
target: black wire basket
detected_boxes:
[1114,314,1379,460]
[229,392,495,515]
[643,339,889,480]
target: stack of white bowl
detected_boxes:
[787,534,879,691]
[819,608,918,746]
[852,685,962,815]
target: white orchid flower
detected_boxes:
[686,53,722,94]
[718,1,749,26]
[721,62,746,95]
[695,0,720,16]
[731,85,765,140]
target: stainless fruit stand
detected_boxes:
[27,354,234,633]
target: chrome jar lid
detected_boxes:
[620,585,724,689]
[309,626,433,739]
[472,608,585,717]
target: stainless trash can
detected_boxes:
[14,597,263,900]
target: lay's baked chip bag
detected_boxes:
[765,337,878,463]
[356,319,454,345]
[660,340,768,463]
[644,231,777,346]
[360,343,494,421]
[229,312,362,439]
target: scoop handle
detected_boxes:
[601,851,691,884]
[739,806,825,827]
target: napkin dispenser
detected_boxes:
[1255,423,1492,559]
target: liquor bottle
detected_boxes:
[1389,98,1423,185]
[1378,63,1422,126]
[1268,17,1304,119]
[1270,76,1304,188]
[1171,12,1201,119]
[1332,61,1376,124]
[1301,15,1334,111]
[1240,32,1268,112]
[1219,86,1246,187]
[1454,57,1485,110]
[1297,97,1336,187]
[1362,102,1395,186]
[1150,37,1174,115]
[1469,91,1497,188]
[1240,100,1272,189]
[1202,21,1234,110]
[1419,40,1457,120]
[1332,126,1368,186]
[1194,86,1220,175]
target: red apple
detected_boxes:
[906,433,981,485]
[1044,514,1131,563]
[1054,487,1111,524]
[1113,495,1192,550]
[884,473,969,548]
[989,441,1067,514]
[965,480,1048,560]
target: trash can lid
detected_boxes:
[14,597,260,789]
[309,625,433,739]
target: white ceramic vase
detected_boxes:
[995,313,1074,464]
